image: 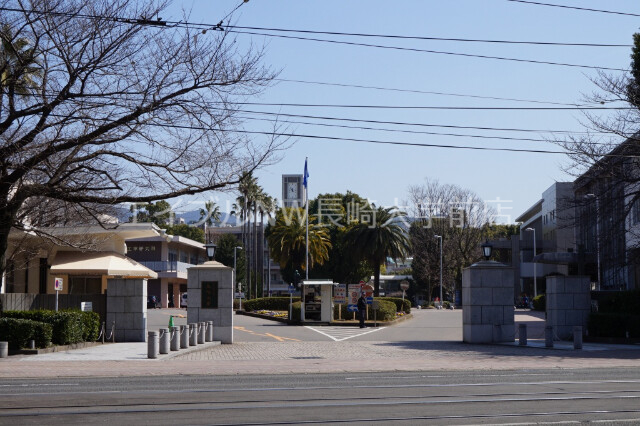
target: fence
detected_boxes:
[0,293,107,322]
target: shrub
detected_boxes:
[588,313,640,338]
[0,318,52,349]
[598,289,640,314]
[290,301,301,323]
[2,310,84,345]
[78,311,100,342]
[333,298,396,321]
[532,294,546,312]
[243,297,301,312]
[377,297,411,314]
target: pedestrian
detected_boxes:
[357,293,367,328]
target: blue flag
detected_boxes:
[303,158,309,189]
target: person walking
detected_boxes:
[357,293,367,328]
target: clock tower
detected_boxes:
[282,174,303,208]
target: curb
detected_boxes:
[9,341,104,356]
[156,341,222,360]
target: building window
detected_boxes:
[69,276,102,294]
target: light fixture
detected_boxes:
[204,242,217,261]
[481,240,492,261]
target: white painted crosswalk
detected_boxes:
[304,326,385,342]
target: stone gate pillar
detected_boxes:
[187,260,233,344]
[106,278,147,342]
[546,275,590,340]
[463,261,515,344]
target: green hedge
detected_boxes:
[598,289,640,314]
[532,294,546,312]
[78,311,100,342]
[0,318,53,349]
[333,299,396,322]
[588,313,640,338]
[243,297,301,312]
[291,301,302,323]
[1,310,87,345]
[377,297,411,314]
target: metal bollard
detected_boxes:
[0,341,7,358]
[206,321,213,342]
[170,326,180,351]
[159,328,170,354]
[189,323,197,346]
[147,331,158,359]
[545,326,554,348]
[180,325,188,349]
[198,322,206,344]
[573,326,583,350]
[29,340,35,350]
[519,324,527,346]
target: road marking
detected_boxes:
[304,326,385,342]
[234,326,301,342]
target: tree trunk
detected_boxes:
[373,261,381,297]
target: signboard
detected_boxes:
[334,284,346,304]
[201,281,219,309]
[400,280,410,291]
[80,302,93,312]
[361,283,374,304]
[54,277,63,291]
[347,284,360,312]
[288,285,295,294]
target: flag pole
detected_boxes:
[304,158,309,280]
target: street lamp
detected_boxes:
[233,246,243,304]
[525,228,537,298]
[434,235,443,308]
[481,240,493,261]
[585,194,601,291]
[204,242,216,261]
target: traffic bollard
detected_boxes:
[206,321,213,342]
[545,326,554,348]
[159,328,170,354]
[170,326,179,351]
[0,342,7,358]
[180,325,188,349]
[198,322,205,344]
[189,323,197,346]
[573,326,583,350]
[518,324,527,346]
[147,331,158,359]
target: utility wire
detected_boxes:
[231,102,629,110]
[273,78,595,106]
[229,30,626,72]
[506,0,640,18]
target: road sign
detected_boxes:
[288,285,295,294]
[81,302,93,312]
[400,280,410,291]
[361,284,374,298]
[347,284,360,312]
[54,277,63,291]
[334,284,346,304]
[366,296,373,305]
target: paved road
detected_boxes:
[2,368,640,424]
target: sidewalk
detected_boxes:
[2,337,640,379]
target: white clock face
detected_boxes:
[288,182,298,198]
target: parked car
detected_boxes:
[147,295,160,309]
[180,293,188,308]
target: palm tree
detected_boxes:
[236,172,260,298]
[199,201,221,227]
[0,24,42,116]
[344,206,411,296]
[257,194,277,293]
[267,207,331,274]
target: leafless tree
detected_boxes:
[0,0,288,276]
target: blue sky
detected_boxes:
[167,0,640,223]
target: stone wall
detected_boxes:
[187,262,233,344]
[546,275,590,340]
[463,262,515,344]
[106,278,147,342]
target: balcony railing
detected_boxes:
[139,261,191,273]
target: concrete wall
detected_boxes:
[106,278,147,342]
[187,262,233,344]
[546,275,590,340]
[463,262,515,344]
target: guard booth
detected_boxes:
[300,279,335,323]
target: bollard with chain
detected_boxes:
[170,326,180,351]
[518,324,527,346]
[545,326,554,348]
[180,325,188,349]
[206,321,213,342]
[573,326,583,350]
[147,331,158,359]
[189,323,197,346]
[159,328,170,354]
[198,322,205,344]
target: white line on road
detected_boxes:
[304,326,385,342]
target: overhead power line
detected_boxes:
[506,1,640,18]
[229,30,626,72]
[232,102,629,110]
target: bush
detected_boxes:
[0,318,52,349]
[78,311,100,342]
[532,294,546,311]
[333,298,396,322]
[243,297,301,312]
[290,301,301,323]
[588,313,640,338]
[377,297,411,314]
[2,310,85,345]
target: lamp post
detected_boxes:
[585,194,601,291]
[481,240,493,261]
[234,246,243,307]
[204,242,216,261]
[434,235,443,308]
[525,228,537,298]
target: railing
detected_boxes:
[139,261,191,273]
